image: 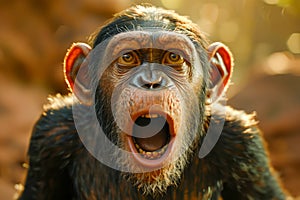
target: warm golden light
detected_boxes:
[264,52,290,74]
[161,0,183,10]
[263,0,279,5]
[219,21,239,42]
[197,3,219,34]
[287,33,300,54]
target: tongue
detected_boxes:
[133,117,169,152]
[135,126,168,151]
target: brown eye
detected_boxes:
[163,52,184,66]
[117,51,140,67]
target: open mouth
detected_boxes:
[127,112,175,168]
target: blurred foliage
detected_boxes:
[277,0,300,14]
[263,0,300,15]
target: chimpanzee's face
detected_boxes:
[90,30,207,194]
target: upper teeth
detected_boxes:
[141,114,159,118]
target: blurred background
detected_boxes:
[0,0,299,199]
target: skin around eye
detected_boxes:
[162,51,185,66]
[117,51,141,67]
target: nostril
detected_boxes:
[141,80,162,89]
[138,75,163,89]
[141,83,161,89]
[152,83,161,89]
[132,73,170,90]
[142,83,153,89]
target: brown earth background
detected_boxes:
[0,0,299,199]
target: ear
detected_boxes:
[206,42,233,104]
[64,42,93,105]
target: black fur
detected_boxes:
[19,96,286,199]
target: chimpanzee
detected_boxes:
[18,4,289,200]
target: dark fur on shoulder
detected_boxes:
[19,96,286,200]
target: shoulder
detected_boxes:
[205,105,260,137]
[29,94,80,153]
[37,94,78,126]
[31,94,78,147]
[214,106,266,157]
[43,94,75,115]
[223,106,259,135]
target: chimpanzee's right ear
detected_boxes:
[64,43,93,105]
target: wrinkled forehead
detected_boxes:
[105,30,197,59]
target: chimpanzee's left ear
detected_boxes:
[206,42,233,104]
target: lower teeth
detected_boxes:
[134,143,168,159]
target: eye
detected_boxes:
[117,51,140,67]
[162,52,185,66]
